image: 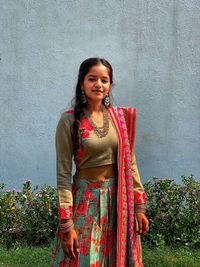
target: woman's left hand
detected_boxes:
[135,213,149,235]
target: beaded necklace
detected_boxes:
[84,105,110,138]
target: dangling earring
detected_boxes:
[81,89,87,104]
[103,95,110,108]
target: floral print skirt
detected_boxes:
[51,177,117,267]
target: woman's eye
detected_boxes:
[88,78,95,82]
[102,80,108,84]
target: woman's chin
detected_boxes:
[87,96,104,102]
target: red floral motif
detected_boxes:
[142,192,147,202]
[81,131,90,138]
[84,190,95,200]
[80,241,89,255]
[85,215,93,225]
[86,231,92,246]
[58,259,66,267]
[79,117,93,139]
[100,216,108,225]
[80,117,93,131]
[134,192,143,204]
[101,231,107,244]
[90,260,100,267]
[75,117,93,167]
[68,259,79,267]
[59,207,67,219]
[59,206,73,220]
[69,205,73,217]
[76,202,88,215]
[102,245,109,258]
[89,182,102,189]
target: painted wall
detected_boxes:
[1,0,200,189]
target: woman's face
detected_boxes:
[81,63,111,103]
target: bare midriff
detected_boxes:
[74,163,118,181]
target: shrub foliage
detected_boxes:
[142,175,200,249]
[0,181,58,248]
[0,175,199,249]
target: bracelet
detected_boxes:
[135,204,147,214]
[59,221,74,233]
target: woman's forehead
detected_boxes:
[87,64,110,77]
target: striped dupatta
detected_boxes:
[108,106,144,267]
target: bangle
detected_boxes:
[135,204,147,214]
[59,220,74,233]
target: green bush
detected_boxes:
[142,175,200,250]
[0,181,58,248]
[0,175,199,250]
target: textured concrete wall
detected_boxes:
[0,0,200,189]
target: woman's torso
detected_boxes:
[74,106,118,181]
[74,163,118,181]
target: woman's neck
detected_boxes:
[86,101,103,115]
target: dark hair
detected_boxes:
[71,57,113,156]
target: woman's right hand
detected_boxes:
[61,229,79,260]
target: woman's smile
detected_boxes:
[81,64,111,102]
[92,89,103,93]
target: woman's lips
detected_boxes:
[93,90,103,93]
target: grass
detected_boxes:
[0,245,199,267]
[142,245,200,267]
[0,246,51,267]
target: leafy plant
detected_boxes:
[0,181,58,248]
[142,175,200,250]
[0,175,199,250]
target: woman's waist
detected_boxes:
[74,163,118,181]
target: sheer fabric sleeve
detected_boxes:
[131,150,147,213]
[56,113,74,232]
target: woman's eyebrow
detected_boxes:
[87,74,97,77]
[87,74,109,79]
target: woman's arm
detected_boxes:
[56,112,74,232]
[131,150,149,234]
[131,151,147,214]
[56,112,80,258]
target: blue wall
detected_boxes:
[1,0,200,189]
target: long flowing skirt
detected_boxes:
[51,177,117,267]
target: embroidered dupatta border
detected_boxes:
[108,106,143,267]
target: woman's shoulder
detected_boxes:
[59,108,75,125]
[111,105,137,114]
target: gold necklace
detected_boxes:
[84,106,110,138]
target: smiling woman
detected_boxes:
[80,64,111,104]
[50,58,148,267]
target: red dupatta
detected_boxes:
[108,106,144,267]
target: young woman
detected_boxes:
[51,58,149,267]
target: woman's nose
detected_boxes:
[95,79,102,88]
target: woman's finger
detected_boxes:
[65,248,70,258]
[61,240,68,255]
[74,237,80,255]
[138,218,143,234]
[69,243,76,260]
[142,218,149,234]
